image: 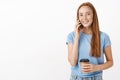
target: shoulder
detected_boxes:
[66,31,75,44]
[100,31,111,48]
[100,31,110,38]
[67,31,75,37]
[100,31,111,43]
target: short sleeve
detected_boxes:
[66,32,75,45]
[103,33,111,49]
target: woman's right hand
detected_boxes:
[74,20,83,36]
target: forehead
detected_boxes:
[79,6,93,13]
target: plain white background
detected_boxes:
[0,0,119,80]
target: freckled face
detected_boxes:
[79,6,93,28]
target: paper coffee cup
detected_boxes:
[80,59,89,73]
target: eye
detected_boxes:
[79,14,83,16]
[87,13,91,15]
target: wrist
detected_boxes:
[94,65,102,72]
[75,33,80,38]
[75,35,80,40]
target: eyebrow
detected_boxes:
[79,11,92,14]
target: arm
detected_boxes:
[82,45,113,72]
[67,20,83,67]
[95,45,113,71]
[68,35,79,67]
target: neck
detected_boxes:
[83,27,92,34]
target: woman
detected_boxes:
[66,2,113,80]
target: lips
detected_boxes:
[82,21,90,27]
[82,22,89,25]
[83,21,89,24]
[84,22,88,24]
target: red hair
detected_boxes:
[77,2,101,57]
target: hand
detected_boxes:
[74,20,83,36]
[81,63,97,73]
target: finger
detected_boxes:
[78,19,81,23]
[76,20,81,25]
[82,64,90,67]
[82,64,91,69]
[82,66,90,69]
[77,19,80,23]
[76,23,81,29]
[82,68,91,72]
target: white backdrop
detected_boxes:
[0,0,119,80]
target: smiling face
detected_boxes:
[79,6,93,28]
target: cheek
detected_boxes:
[79,17,82,20]
[88,17,93,22]
[79,17,84,22]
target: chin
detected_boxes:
[83,25,90,28]
[83,24,91,28]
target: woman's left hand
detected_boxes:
[81,63,98,73]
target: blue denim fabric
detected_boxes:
[70,74,103,80]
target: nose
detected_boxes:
[83,15,87,20]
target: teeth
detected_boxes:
[84,21,88,24]
[84,22,88,24]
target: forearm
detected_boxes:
[69,36,79,66]
[95,60,113,71]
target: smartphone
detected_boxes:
[78,23,83,29]
[78,20,83,29]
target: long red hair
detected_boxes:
[77,2,101,57]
